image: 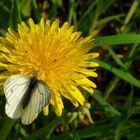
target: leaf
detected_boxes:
[108,48,128,71]
[31,0,40,22]
[9,0,22,29]
[0,1,10,31]
[91,59,140,88]
[0,116,15,140]
[96,14,125,26]
[48,123,115,140]
[93,34,140,45]
[114,88,133,140]
[92,90,121,116]
[26,116,64,140]
[21,0,31,17]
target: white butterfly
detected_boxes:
[4,74,51,125]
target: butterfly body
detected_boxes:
[22,76,38,109]
[4,74,51,124]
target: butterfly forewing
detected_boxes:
[5,101,23,119]
[21,80,51,124]
[4,74,51,124]
[4,74,30,119]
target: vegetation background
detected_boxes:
[0,0,140,140]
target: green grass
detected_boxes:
[0,0,140,140]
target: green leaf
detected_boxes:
[114,89,133,140]
[68,0,77,26]
[9,0,22,29]
[31,0,40,22]
[21,0,31,17]
[0,116,15,140]
[108,48,128,71]
[48,123,115,140]
[92,90,121,116]
[96,14,125,27]
[93,0,115,21]
[0,1,10,30]
[89,0,115,32]
[26,116,64,140]
[93,34,140,45]
[91,59,140,88]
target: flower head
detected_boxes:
[0,18,99,116]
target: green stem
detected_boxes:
[0,116,15,140]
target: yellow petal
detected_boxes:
[60,88,79,107]
[80,61,99,67]
[83,53,99,60]
[76,78,97,88]
[65,85,85,105]
[76,68,98,77]
[52,91,63,116]
[43,106,49,116]
[81,86,94,94]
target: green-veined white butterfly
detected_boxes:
[4,74,51,125]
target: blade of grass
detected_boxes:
[93,34,140,45]
[0,116,15,140]
[77,1,96,26]
[78,123,115,139]
[9,0,22,29]
[14,124,29,137]
[49,0,58,20]
[121,0,139,31]
[90,0,104,33]
[114,88,133,140]
[31,0,40,22]
[25,116,64,140]
[68,0,77,26]
[108,48,128,71]
[97,14,125,27]
[104,77,120,100]
[0,1,10,30]
[104,44,138,99]
[92,90,121,115]
[101,0,116,14]
[21,0,31,17]
[90,0,115,32]
[91,59,140,88]
[48,123,115,140]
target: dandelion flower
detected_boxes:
[0,18,99,116]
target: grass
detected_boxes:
[0,0,140,140]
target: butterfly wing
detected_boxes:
[21,80,51,125]
[4,74,30,119]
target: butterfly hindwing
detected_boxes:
[4,74,51,124]
[4,74,30,119]
[21,80,51,124]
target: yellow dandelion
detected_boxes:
[0,18,99,116]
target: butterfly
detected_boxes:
[4,74,51,125]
